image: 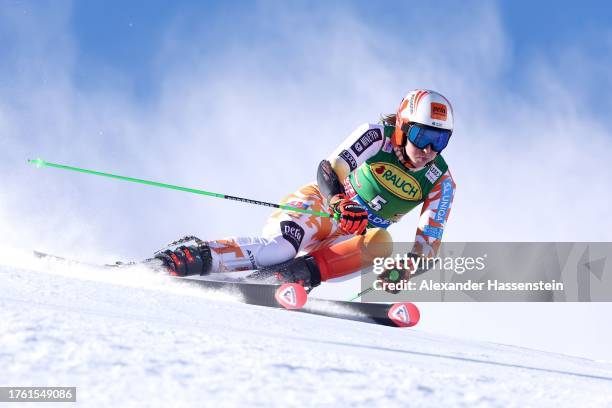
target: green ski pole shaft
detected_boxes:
[347,287,374,301]
[28,158,331,218]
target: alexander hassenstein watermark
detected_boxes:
[371,253,564,293]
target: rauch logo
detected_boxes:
[370,163,422,200]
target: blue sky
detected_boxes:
[1,1,612,359]
[66,1,612,101]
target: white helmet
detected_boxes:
[392,89,454,147]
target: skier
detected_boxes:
[155,89,456,292]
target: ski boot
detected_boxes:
[154,235,212,277]
[249,255,322,289]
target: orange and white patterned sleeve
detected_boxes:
[413,170,456,258]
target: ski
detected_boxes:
[33,251,420,327]
[173,276,419,327]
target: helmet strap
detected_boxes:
[393,145,415,169]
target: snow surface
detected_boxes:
[2,254,612,407]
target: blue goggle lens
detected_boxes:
[405,124,451,152]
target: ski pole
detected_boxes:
[347,287,374,301]
[27,159,331,218]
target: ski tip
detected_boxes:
[387,302,420,327]
[274,283,308,310]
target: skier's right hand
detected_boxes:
[329,194,368,235]
[376,266,411,294]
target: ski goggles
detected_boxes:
[402,123,452,152]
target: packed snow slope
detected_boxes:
[1,254,612,407]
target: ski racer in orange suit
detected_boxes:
[154,90,456,292]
